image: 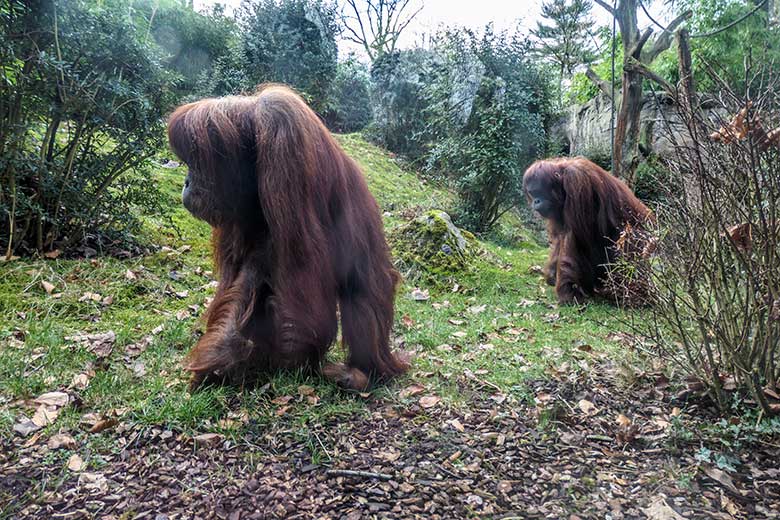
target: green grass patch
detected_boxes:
[0,134,637,448]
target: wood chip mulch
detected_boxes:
[2,366,779,519]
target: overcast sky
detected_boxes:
[194,0,673,57]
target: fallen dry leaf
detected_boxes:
[578,399,598,415]
[35,391,70,408]
[125,269,137,280]
[401,314,414,328]
[193,433,224,448]
[79,472,108,492]
[70,373,91,390]
[131,361,147,378]
[410,288,430,301]
[13,416,40,437]
[43,249,61,259]
[67,454,85,472]
[643,496,686,520]
[449,418,465,432]
[271,395,293,405]
[720,492,740,516]
[48,433,77,450]
[399,384,425,399]
[616,414,632,427]
[297,385,315,396]
[78,292,103,303]
[379,449,401,462]
[67,331,116,358]
[89,418,119,434]
[32,405,60,427]
[41,281,55,295]
[702,465,743,496]
[419,395,441,409]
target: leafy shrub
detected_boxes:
[632,62,780,415]
[365,48,434,160]
[194,39,251,98]
[675,0,780,93]
[423,27,554,232]
[0,0,176,257]
[324,56,373,133]
[240,0,339,115]
[143,1,239,99]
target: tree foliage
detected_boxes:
[143,0,239,98]
[532,0,595,104]
[0,0,176,257]
[424,28,554,232]
[325,56,373,132]
[240,0,340,114]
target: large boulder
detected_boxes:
[554,93,722,159]
[388,210,484,283]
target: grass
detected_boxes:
[0,133,635,458]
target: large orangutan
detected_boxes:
[523,157,653,305]
[167,85,408,391]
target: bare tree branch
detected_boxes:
[585,65,613,98]
[345,0,374,58]
[340,0,423,61]
[629,27,654,58]
[642,10,692,63]
[625,57,676,98]
[593,0,616,17]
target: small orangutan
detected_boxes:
[523,157,654,305]
[167,84,408,391]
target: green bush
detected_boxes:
[423,27,554,232]
[365,49,434,160]
[240,0,339,115]
[143,1,239,99]
[0,0,176,257]
[324,57,373,133]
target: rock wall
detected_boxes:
[554,93,716,159]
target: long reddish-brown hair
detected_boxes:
[167,85,407,389]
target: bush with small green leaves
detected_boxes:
[324,57,373,133]
[240,0,339,115]
[423,27,555,232]
[0,0,176,257]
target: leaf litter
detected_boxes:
[2,362,779,519]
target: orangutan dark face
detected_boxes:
[523,170,565,223]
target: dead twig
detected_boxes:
[325,469,394,481]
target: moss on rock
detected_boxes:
[389,210,484,284]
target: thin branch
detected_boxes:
[692,0,768,38]
[585,65,613,98]
[629,27,654,59]
[326,469,394,481]
[624,57,676,98]
[641,8,692,63]
[593,0,616,17]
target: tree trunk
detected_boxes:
[612,68,643,184]
[592,0,691,185]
